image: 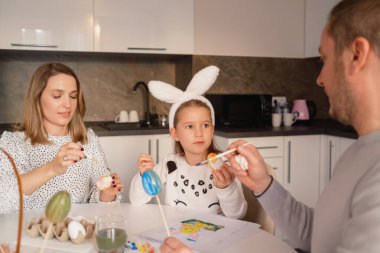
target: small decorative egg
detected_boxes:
[235,155,248,170]
[96,175,112,190]
[207,153,224,170]
[68,220,86,240]
[142,170,162,196]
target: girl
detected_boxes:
[129,66,247,219]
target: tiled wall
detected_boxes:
[0,50,328,124]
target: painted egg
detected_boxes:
[68,220,86,240]
[235,155,248,170]
[96,175,112,190]
[142,170,162,196]
[207,153,224,170]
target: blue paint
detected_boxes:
[142,170,162,196]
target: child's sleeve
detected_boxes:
[215,179,248,219]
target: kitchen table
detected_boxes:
[0,203,296,253]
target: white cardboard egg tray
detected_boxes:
[25,216,95,244]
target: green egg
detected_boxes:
[45,191,71,223]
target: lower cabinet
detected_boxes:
[283,135,320,208]
[320,135,356,193]
[99,134,173,202]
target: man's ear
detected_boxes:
[170,127,179,141]
[348,37,370,74]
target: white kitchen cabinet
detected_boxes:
[214,136,284,185]
[319,135,340,193]
[319,135,356,193]
[283,135,320,208]
[94,0,194,54]
[194,0,305,58]
[304,0,338,57]
[99,134,173,202]
[0,0,93,51]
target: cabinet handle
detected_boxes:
[272,167,277,170]
[127,47,166,51]
[11,43,58,48]
[287,141,291,184]
[148,139,152,155]
[156,139,159,163]
[328,140,333,180]
[257,146,278,150]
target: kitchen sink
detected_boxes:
[99,122,167,131]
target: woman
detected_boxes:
[0,63,123,214]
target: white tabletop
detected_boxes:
[0,203,296,253]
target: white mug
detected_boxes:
[272,113,282,127]
[283,112,298,126]
[129,110,139,123]
[115,110,129,123]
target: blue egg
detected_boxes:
[142,170,162,196]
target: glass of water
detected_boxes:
[95,214,127,253]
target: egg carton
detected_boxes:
[25,216,95,244]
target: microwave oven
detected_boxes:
[206,94,273,128]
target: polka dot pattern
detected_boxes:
[0,129,118,212]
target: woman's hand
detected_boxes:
[225,140,272,194]
[100,172,124,202]
[160,237,192,253]
[212,165,235,189]
[137,154,155,174]
[50,142,85,176]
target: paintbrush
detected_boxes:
[196,142,251,166]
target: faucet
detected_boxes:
[132,81,151,126]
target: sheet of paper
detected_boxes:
[139,213,261,253]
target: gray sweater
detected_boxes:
[259,131,380,253]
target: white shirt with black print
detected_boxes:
[129,153,247,219]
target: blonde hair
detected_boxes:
[328,0,380,57]
[18,63,87,145]
[173,99,219,156]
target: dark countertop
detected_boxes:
[0,119,358,139]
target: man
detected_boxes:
[160,0,380,252]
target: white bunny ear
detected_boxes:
[186,65,220,95]
[148,81,184,104]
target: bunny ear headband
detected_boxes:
[148,65,220,128]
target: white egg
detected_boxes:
[235,155,248,170]
[68,220,86,240]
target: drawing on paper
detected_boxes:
[170,219,224,242]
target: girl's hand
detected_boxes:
[137,154,155,174]
[50,142,85,176]
[100,172,123,202]
[212,165,235,189]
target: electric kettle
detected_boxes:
[292,99,317,122]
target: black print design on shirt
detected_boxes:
[208,201,220,208]
[167,161,177,174]
[174,199,187,206]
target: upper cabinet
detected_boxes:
[0,0,93,51]
[94,0,194,55]
[194,0,305,58]
[305,0,339,57]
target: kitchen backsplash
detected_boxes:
[0,50,328,124]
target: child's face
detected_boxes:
[171,105,214,156]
